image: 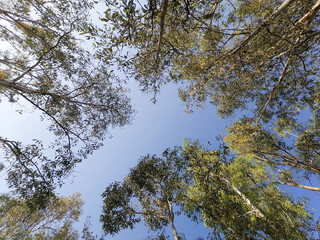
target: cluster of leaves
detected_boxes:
[101,144,316,239]
[0,193,82,239]
[101,148,187,240]
[0,0,133,200]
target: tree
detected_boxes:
[182,141,316,240]
[0,0,133,200]
[99,0,320,116]
[101,145,316,239]
[0,193,82,239]
[100,148,188,240]
[98,0,320,191]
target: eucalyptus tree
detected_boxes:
[182,141,315,240]
[0,0,133,201]
[98,0,320,189]
[101,148,189,240]
[0,193,82,239]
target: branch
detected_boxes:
[156,0,169,60]
[19,93,84,149]
[255,57,291,124]
[11,32,70,83]
[128,210,169,220]
[254,152,320,173]
[275,180,320,191]
[0,78,122,116]
[221,176,265,219]
[225,0,295,58]
[296,0,320,26]
[0,138,48,186]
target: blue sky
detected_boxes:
[0,78,227,239]
[57,81,227,239]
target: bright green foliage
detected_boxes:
[224,117,320,191]
[101,148,188,240]
[183,142,315,239]
[0,193,82,239]
[0,0,133,200]
[101,144,315,239]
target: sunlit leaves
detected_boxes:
[0,193,83,239]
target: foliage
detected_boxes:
[183,141,316,239]
[98,0,320,117]
[97,0,320,194]
[101,144,316,239]
[101,147,188,240]
[0,193,82,239]
[0,0,133,201]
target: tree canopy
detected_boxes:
[0,0,133,201]
[101,144,316,239]
[101,148,187,240]
[0,0,319,238]
[0,193,82,239]
[99,0,320,118]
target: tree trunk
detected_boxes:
[167,200,179,240]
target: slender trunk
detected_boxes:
[170,218,179,240]
[167,200,179,240]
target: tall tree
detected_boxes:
[0,0,133,200]
[100,148,188,240]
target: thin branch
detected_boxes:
[0,78,122,116]
[11,31,70,83]
[128,210,169,220]
[256,57,291,124]
[224,0,295,58]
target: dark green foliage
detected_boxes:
[101,148,186,239]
